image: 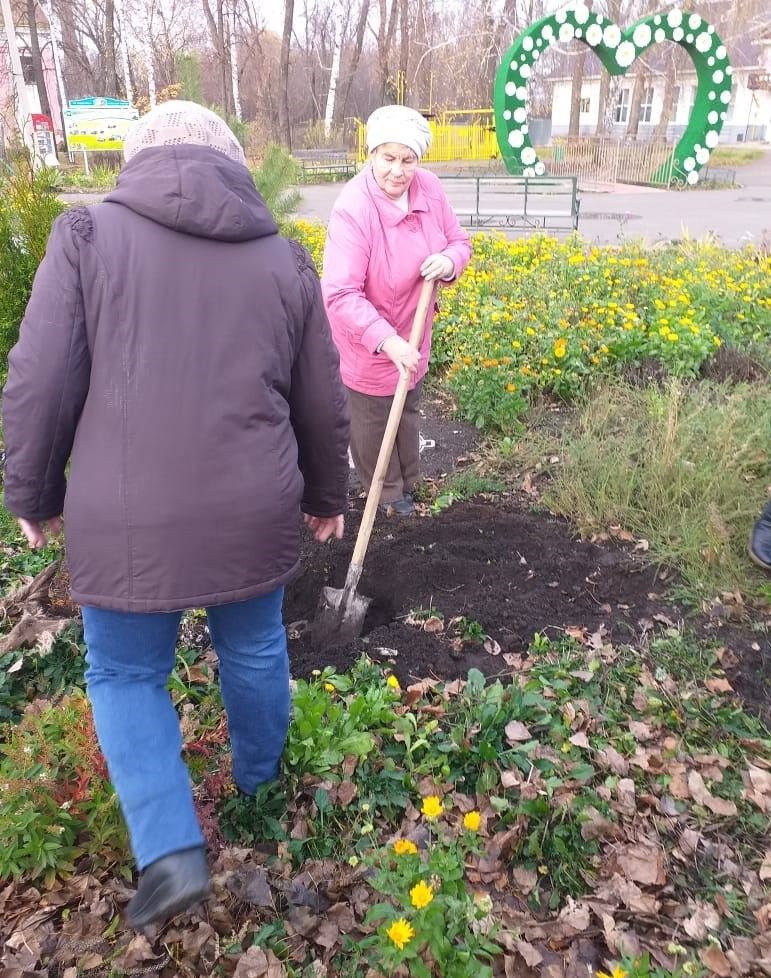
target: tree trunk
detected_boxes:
[26,0,51,116]
[104,0,118,96]
[595,71,611,134]
[324,13,342,137]
[278,0,294,149]
[568,48,587,136]
[377,0,399,102]
[654,54,677,140]
[338,0,368,122]
[202,0,233,115]
[397,0,409,104]
[626,70,646,140]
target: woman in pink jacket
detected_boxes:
[321,105,472,516]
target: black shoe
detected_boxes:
[379,494,415,517]
[749,501,771,571]
[126,846,211,929]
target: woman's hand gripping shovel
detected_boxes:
[312,278,435,651]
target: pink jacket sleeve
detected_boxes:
[321,208,396,355]
[439,191,472,282]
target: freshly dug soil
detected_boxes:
[284,396,771,723]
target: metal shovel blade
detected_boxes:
[311,583,372,651]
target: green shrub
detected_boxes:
[0,693,127,884]
[252,145,301,233]
[0,155,65,380]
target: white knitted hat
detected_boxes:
[366,105,432,159]
[123,100,246,165]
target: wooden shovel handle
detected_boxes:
[349,278,435,569]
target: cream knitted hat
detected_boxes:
[366,105,432,159]
[123,100,246,165]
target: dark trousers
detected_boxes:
[346,382,422,504]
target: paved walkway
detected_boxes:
[60,148,771,249]
[294,148,771,249]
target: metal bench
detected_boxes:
[441,175,580,232]
[293,149,356,182]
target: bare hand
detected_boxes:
[304,513,345,543]
[420,253,454,282]
[18,516,62,549]
[380,335,420,381]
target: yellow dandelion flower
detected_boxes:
[410,880,434,909]
[386,674,401,690]
[597,967,628,978]
[506,383,517,393]
[386,917,415,951]
[323,682,335,692]
[393,838,418,855]
[463,810,481,832]
[421,795,443,820]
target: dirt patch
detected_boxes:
[286,386,771,726]
[286,494,771,723]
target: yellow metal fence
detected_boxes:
[355,117,500,163]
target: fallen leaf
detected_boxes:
[505,720,531,743]
[683,902,721,940]
[705,677,733,694]
[759,851,771,882]
[511,866,538,895]
[516,940,543,967]
[687,770,738,816]
[611,842,666,886]
[484,636,501,655]
[569,732,590,749]
[699,946,732,977]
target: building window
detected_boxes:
[671,85,681,121]
[20,53,36,85]
[614,87,630,124]
[640,86,654,123]
[580,96,591,114]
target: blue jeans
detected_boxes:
[82,588,289,870]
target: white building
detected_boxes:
[549,31,771,144]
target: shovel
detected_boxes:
[312,278,435,650]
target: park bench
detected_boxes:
[293,149,356,182]
[441,175,580,232]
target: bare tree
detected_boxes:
[202,0,233,112]
[373,0,398,101]
[278,0,294,146]
[337,0,369,120]
[26,0,52,116]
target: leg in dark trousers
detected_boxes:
[346,383,422,504]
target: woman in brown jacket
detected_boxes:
[2,102,350,928]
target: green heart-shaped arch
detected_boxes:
[494,5,733,185]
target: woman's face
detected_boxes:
[370,142,419,199]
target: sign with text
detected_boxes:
[63,97,139,151]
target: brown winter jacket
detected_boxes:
[2,144,349,612]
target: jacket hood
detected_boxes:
[105,144,278,242]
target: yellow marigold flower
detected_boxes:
[463,810,481,832]
[323,682,335,692]
[410,880,434,909]
[421,795,443,820]
[393,838,418,855]
[386,674,400,690]
[386,917,415,951]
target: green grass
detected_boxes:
[506,379,771,604]
[710,146,765,167]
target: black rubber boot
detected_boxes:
[126,846,211,929]
[749,501,771,571]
